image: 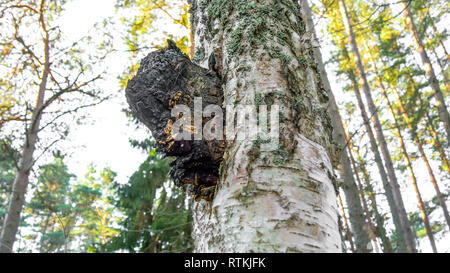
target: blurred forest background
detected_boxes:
[0,0,449,252]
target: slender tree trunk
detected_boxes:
[339,0,416,253]
[366,47,437,252]
[418,11,450,97]
[426,11,450,64]
[401,0,450,144]
[39,215,50,253]
[346,65,407,252]
[419,94,450,173]
[337,215,349,253]
[378,54,449,173]
[338,193,356,252]
[392,74,450,230]
[380,86,437,253]
[430,45,450,93]
[190,0,341,252]
[344,138,379,252]
[342,121,386,253]
[351,142,394,253]
[0,0,50,253]
[299,0,370,253]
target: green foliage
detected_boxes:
[107,145,193,253]
[26,155,77,252]
[322,0,450,253]
[1,0,448,254]
[407,196,446,240]
[23,156,122,252]
[72,165,121,252]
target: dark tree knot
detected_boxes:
[125,40,225,201]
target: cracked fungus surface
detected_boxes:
[125,41,225,201]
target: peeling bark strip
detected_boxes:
[190,0,341,252]
[125,41,225,201]
[299,0,371,253]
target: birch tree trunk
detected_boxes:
[189,0,341,252]
[338,0,416,253]
[338,193,356,252]
[299,0,370,253]
[400,0,450,144]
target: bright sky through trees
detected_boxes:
[57,0,146,184]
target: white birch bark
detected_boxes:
[189,0,342,253]
[299,0,370,253]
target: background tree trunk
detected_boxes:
[400,0,450,143]
[346,135,393,253]
[0,11,50,251]
[351,144,394,253]
[338,193,356,252]
[339,0,416,253]
[394,77,450,230]
[346,65,406,252]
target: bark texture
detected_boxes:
[299,0,370,253]
[189,0,341,252]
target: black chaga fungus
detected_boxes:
[125,40,224,201]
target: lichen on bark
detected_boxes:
[190,0,342,252]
